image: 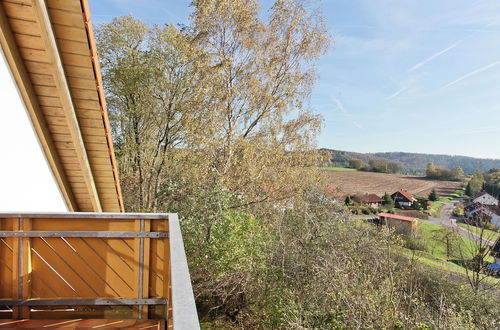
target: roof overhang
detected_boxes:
[0,0,123,212]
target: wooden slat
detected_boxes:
[12,33,44,49]
[18,46,47,62]
[8,18,40,37]
[32,84,57,97]
[31,251,78,298]
[46,0,82,13]
[60,50,92,67]
[56,38,90,56]
[0,319,163,328]
[78,117,104,128]
[42,106,103,119]
[25,60,95,79]
[3,1,35,22]
[52,24,86,43]
[80,126,112,136]
[28,72,54,86]
[47,8,84,28]
[55,134,107,144]
[36,95,60,106]
[70,88,99,101]
[73,98,100,109]
[63,237,134,296]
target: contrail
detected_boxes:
[385,86,408,100]
[443,58,500,89]
[332,96,348,113]
[409,42,459,72]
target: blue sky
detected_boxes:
[89,0,500,159]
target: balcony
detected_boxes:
[0,212,198,329]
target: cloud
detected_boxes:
[442,58,500,89]
[408,42,459,72]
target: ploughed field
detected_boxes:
[323,170,462,197]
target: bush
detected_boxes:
[404,237,428,251]
[452,205,464,217]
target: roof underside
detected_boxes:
[0,0,123,212]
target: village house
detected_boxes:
[353,193,384,208]
[378,212,419,236]
[487,238,500,274]
[464,203,500,228]
[471,191,499,206]
[391,189,417,208]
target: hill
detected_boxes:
[323,149,500,174]
[373,152,500,174]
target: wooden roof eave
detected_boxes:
[80,0,124,212]
[32,0,102,212]
[0,3,78,212]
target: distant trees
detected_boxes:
[348,158,364,169]
[426,163,464,181]
[382,192,395,209]
[483,169,500,198]
[428,189,439,201]
[466,170,486,196]
[349,159,401,174]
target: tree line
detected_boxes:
[465,168,500,197]
[425,162,464,181]
[349,158,401,173]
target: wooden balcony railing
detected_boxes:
[0,212,198,329]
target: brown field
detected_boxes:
[322,170,462,198]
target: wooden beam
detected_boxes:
[81,0,125,212]
[0,3,77,211]
[31,0,102,212]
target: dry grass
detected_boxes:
[322,170,462,198]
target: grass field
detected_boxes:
[458,223,500,242]
[419,222,475,259]
[399,222,497,285]
[321,167,358,172]
[322,170,461,197]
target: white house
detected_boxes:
[472,191,498,206]
[465,203,500,228]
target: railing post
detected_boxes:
[12,217,30,319]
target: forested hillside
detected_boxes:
[374,152,500,174]
[325,149,500,174]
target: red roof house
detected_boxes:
[378,212,418,236]
[391,189,417,208]
[353,193,384,208]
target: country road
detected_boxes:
[427,198,495,246]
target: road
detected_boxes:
[427,198,495,246]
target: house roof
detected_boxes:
[391,189,416,202]
[466,203,500,216]
[472,191,492,200]
[378,213,417,222]
[357,193,384,203]
[0,0,123,212]
[472,191,498,202]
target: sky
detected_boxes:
[88,0,500,159]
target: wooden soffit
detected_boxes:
[0,0,123,212]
